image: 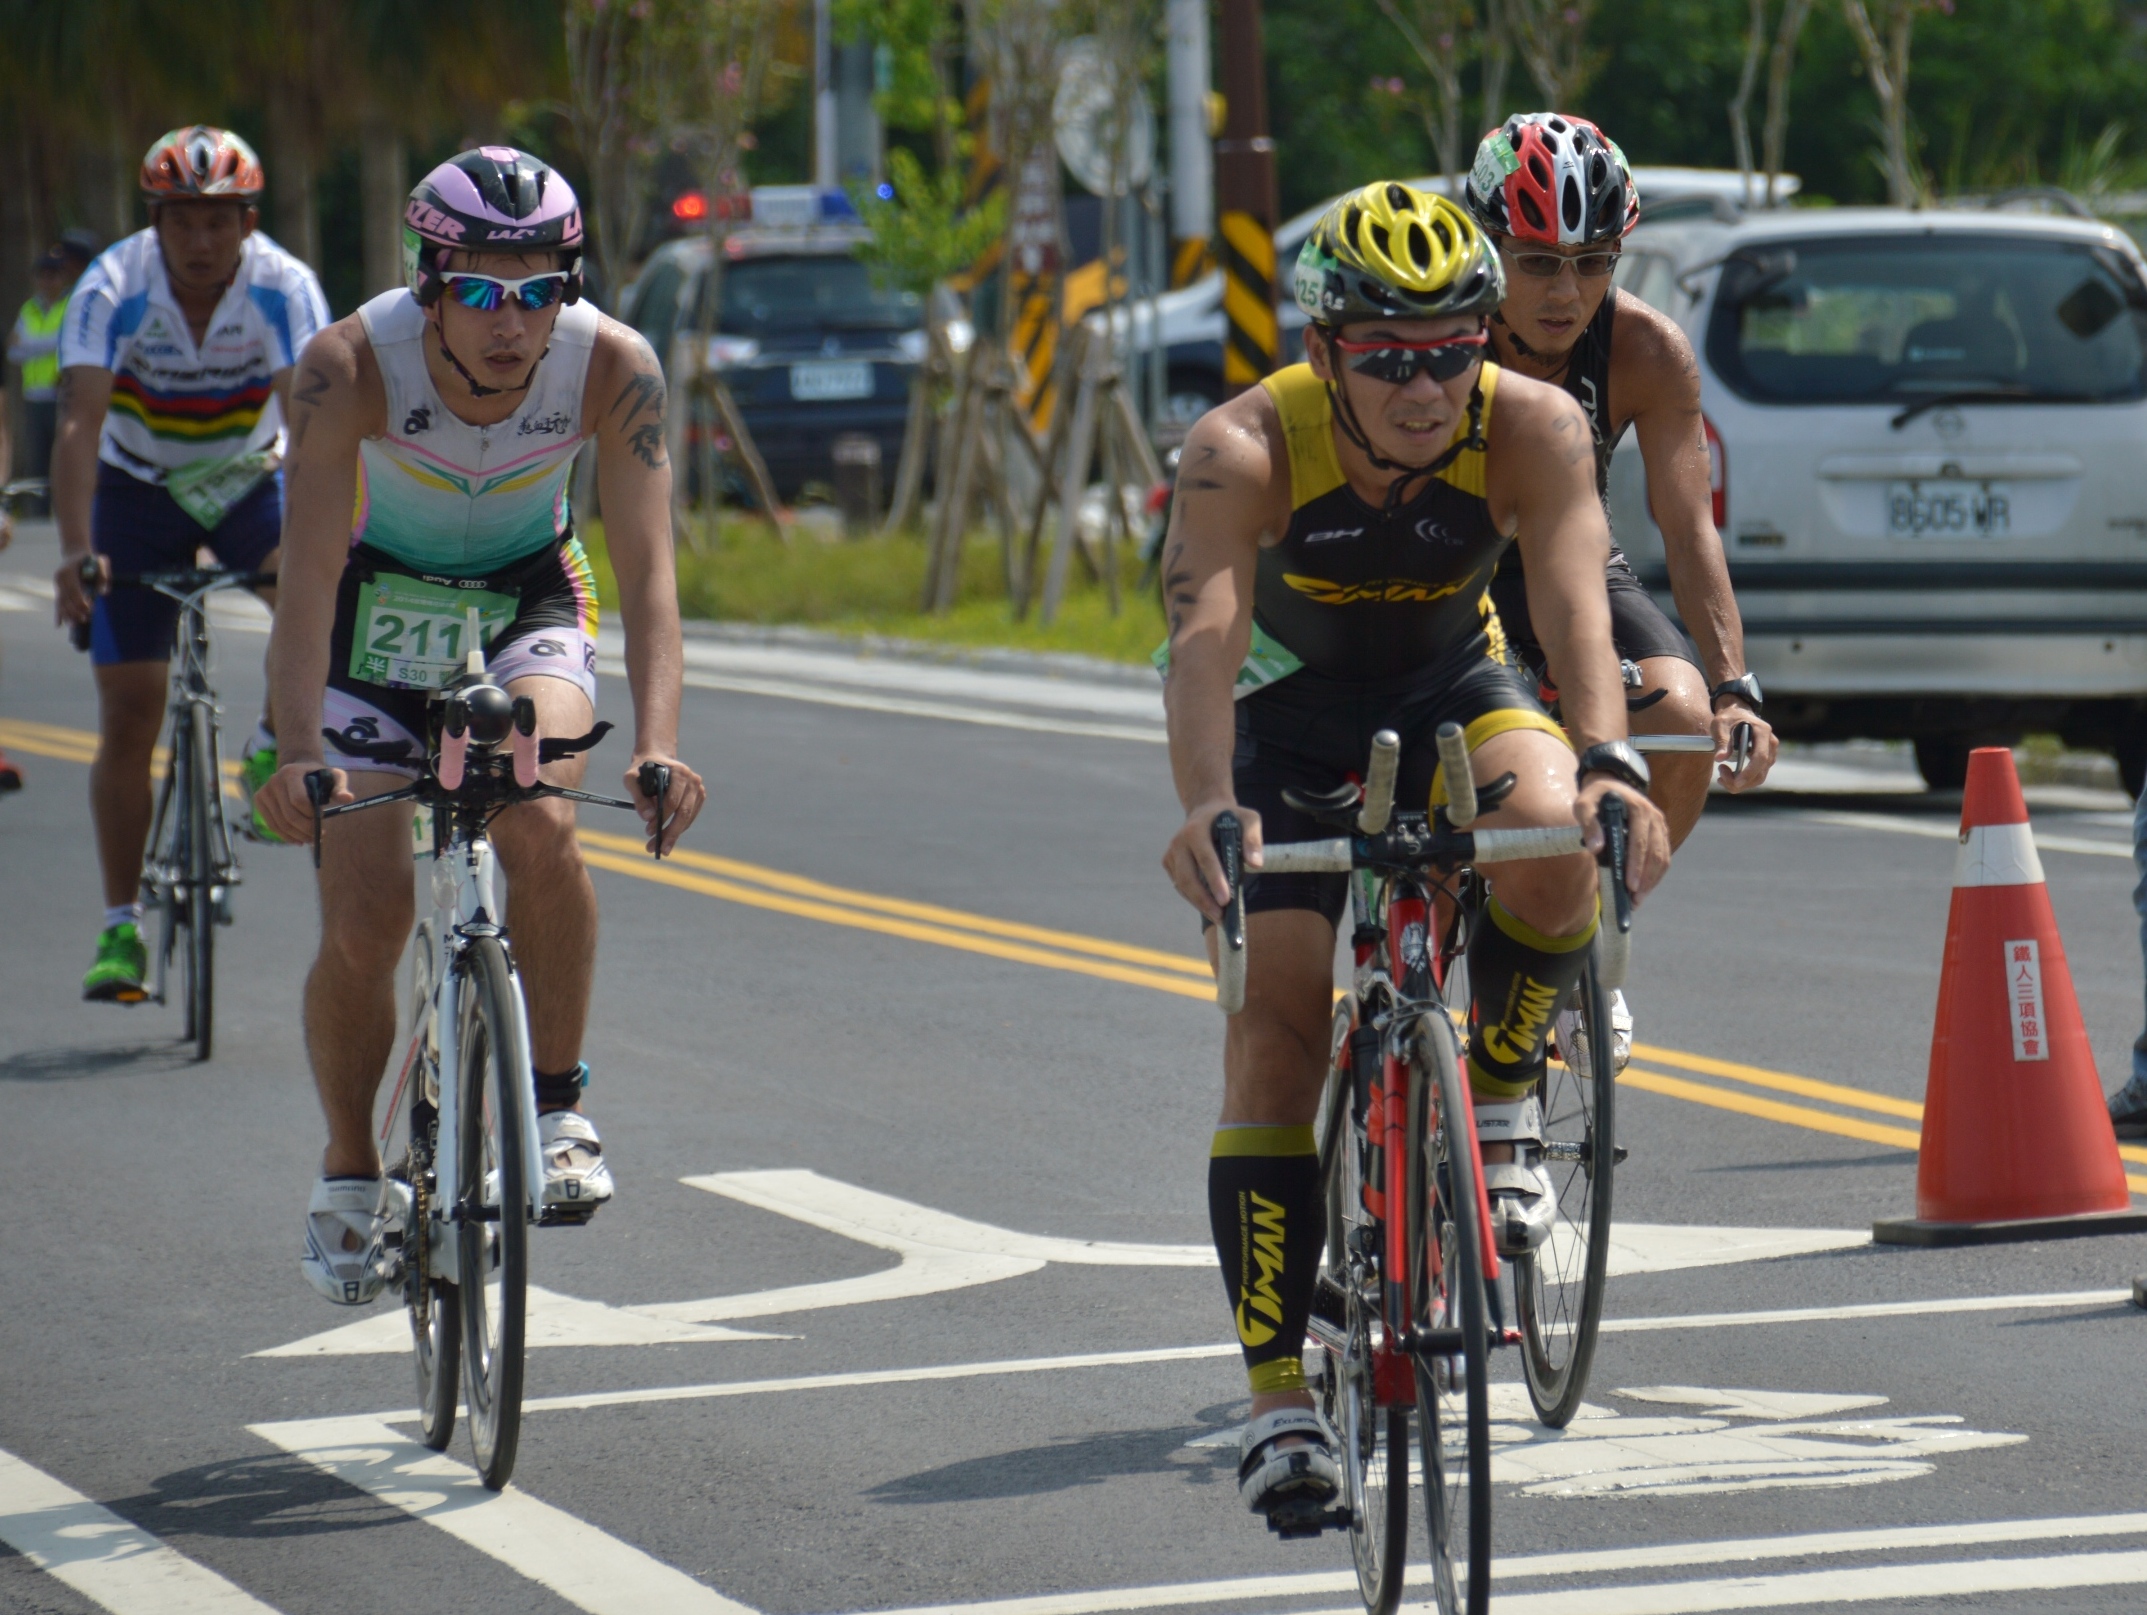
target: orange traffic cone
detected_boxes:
[1874,747,2147,1246]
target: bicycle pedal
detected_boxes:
[1613,1144,1630,1164]
[537,1205,597,1228]
[1265,1500,1355,1539]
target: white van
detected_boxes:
[1607,204,2147,792]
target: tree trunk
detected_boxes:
[1841,0,1920,207]
[1762,0,1815,206]
[359,108,406,300]
[265,86,320,268]
[1729,0,1767,206]
[1481,0,1511,132]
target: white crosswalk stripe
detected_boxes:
[0,1445,285,1615]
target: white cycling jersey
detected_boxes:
[59,229,327,482]
[353,288,599,577]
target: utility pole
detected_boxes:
[1214,0,1278,394]
[813,0,838,189]
[1165,0,1214,286]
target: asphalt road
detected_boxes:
[5,515,2147,1615]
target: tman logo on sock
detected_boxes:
[1235,1191,1288,1348]
[1479,973,1561,1068]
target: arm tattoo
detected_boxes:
[609,369,666,425]
[288,363,332,449]
[611,369,668,469]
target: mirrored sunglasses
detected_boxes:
[443,271,571,313]
[1504,248,1619,279]
[1329,330,1488,385]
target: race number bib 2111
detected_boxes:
[349,574,519,690]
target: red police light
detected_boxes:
[671,192,709,223]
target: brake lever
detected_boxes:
[1211,811,1246,953]
[637,761,673,858]
[1596,792,1634,935]
[304,769,335,870]
[1730,720,1754,778]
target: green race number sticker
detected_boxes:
[349,574,519,691]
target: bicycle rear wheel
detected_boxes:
[183,699,218,1061]
[1412,1009,1491,1615]
[455,934,529,1489]
[1515,959,1616,1427]
[1316,995,1409,1615]
[403,922,460,1452]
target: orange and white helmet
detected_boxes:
[140,126,265,204]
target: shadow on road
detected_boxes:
[110,1455,407,1542]
[0,1043,193,1083]
[869,1400,1243,1503]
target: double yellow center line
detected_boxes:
[11,711,2141,1192]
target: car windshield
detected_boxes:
[706,255,922,334]
[1705,233,2147,404]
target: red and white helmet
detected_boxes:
[140,126,265,205]
[1464,113,1636,246]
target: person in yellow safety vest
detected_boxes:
[8,243,89,515]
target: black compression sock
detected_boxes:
[1208,1126,1324,1394]
[1465,895,1597,1099]
[534,1062,588,1109]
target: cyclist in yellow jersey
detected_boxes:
[1157,184,1670,1530]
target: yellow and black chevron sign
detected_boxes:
[1218,210,1277,388]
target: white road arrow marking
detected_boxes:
[256,1168,1867,1357]
[0,1445,287,1614]
[252,1285,785,1359]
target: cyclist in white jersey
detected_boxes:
[48,128,329,1000]
[254,148,706,1306]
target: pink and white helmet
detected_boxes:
[403,146,584,306]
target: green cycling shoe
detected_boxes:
[83,922,149,1003]
[241,744,285,844]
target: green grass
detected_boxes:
[579,516,1166,665]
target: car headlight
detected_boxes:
[945,318,975,355]
[704,336,761,369]
[896,328,929,364]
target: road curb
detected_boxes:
[675,617,1160,691]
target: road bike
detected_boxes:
[1211,724,1633,1615]
[305,619,668,1490]
[82,557,275,1059]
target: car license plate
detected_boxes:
[1886,479,2012,537]
[790,360,873,402]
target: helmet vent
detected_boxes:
[1346,206,1364,252]
[1431,217,1451,253]
[1368,222,1390,262]
[1561,175,1583,234]
[1386,182,1411,209]
[1518,191,1547,233]
[1406,221,1431,270]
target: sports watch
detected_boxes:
[1575,739,1651,793]
[1710,672,1764,710]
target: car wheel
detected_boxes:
[1913,737,1970,792]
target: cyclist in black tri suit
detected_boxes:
[1158,183,1670,1534]
[1466,112,1777,850]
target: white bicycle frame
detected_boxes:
[416,829,544,1285]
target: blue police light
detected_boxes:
[876,182,895,200]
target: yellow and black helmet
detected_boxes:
[1292,182,1505,325]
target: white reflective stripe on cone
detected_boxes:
[1954,822,2046,889]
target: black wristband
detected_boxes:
[1575,739,1650,794]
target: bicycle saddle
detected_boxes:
[322,726,415,764]
[1279,781,1363,831]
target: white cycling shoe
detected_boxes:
[300,1175,412,1306]
[1476,1096,1555,1256]
[1238,1407,1344,1534]
[1553,987,1633,1082]
[538,1110,614,1212]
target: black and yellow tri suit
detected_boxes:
[1231,360,1565,925]
[1207,363,1599,1402]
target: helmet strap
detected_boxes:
[1320,331,1487,513]
[432,321,548,401]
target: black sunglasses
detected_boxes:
[1328,330,1488,385]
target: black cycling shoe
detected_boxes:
[2110,1081,2147,1140]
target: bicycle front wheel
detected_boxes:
[1317,995,1408,1615]
[455,934,530,1490]
[403,921,460,1452]
[1412,1009,1491,1615]
[183,699,218,1061]
[1515,959,1616,1427]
